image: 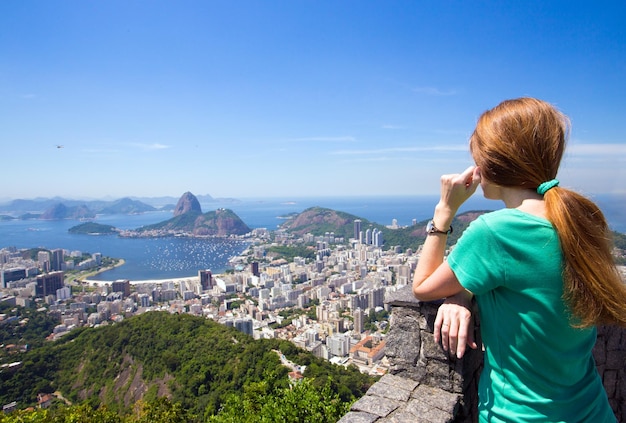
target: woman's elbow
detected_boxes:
[413,286,438,302]
[412,278,437,301]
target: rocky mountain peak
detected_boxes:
[173,192,202,217]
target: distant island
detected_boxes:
[68,222,119,235]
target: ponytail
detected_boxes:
[545,188,626,327]
[472,97,626,327]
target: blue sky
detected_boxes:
[1,1,625,200]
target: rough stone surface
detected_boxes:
[350,395,401,417]
[595,324,626,422]
[340,284,625,422]
[337,411,380,423]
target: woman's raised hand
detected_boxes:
[436,166,481,218]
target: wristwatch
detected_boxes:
[426,220,453,235]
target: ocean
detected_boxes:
[1,194,624,281]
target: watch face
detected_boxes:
[426,220,434,232]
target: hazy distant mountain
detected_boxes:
[1,197,86,214]
[0,197,165,216]
[98,197,157,214]
[0,193,237,217]
[40,203,96,220]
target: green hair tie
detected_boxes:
[537,179,559,195]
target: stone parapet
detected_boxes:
[340,286,482,423]
[595,324,626,422]
[340,285,625,423]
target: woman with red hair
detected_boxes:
[413,98,625,422]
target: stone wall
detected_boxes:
[339,285,625,423]
[595,324,626,421]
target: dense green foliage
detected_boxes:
[68,222,118,234]
[0,398,193,423]
[0,303,59,352]
[136,209,250,235]
[0,312,375,419]
[0,378,349,423]
[139,211,202,231]
[208,378,349,422]
[613,231,626,265]
[266,245,316,261]
[614,231,626,249]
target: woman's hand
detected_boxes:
[435,166,481,224]
[434,290,478,359]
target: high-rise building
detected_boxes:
[51,249,64,271]
[327,333,351,357]
[354,219,362,241]
[373,229,384,247]
[1,268,27,288]
[368,287,385,309]
[111,279,131,298]
[38,251,51,271]
[199,269,213,290]
[234,318,253,336]
[353,308,364,334]
[251,262,260,277]
[36,271,64,297]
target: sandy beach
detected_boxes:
[83,275,200,286]
[75,259,200,286]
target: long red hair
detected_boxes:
[470,97,626,327]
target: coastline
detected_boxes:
[67,258,126,284]
[80,258,200,285]
[83,275,200,286]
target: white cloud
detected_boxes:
[412,86,457,96]
[131,143,171,151]
[567,143,626,156]
[330,144,468,156]
[288,136,356,143]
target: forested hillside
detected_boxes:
[0,311,375,421]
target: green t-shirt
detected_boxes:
[447,209,615,422]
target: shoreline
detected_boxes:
[83,275,200,286]
[67,258,126,283]
[81,258,201,285]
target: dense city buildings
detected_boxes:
[2,221,625,378]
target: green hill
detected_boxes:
[136,208,251,236]
[0,311,374,420]
[280,206,491,251]
[68,222,119,235]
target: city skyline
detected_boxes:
[1,1,625,200]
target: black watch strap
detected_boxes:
[426,220,453,235]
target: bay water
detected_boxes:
[1,195,624,281]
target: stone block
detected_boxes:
[378,373,419,392]
[367,381,412,402]
[351,395,401,417]
[337,411,380,423]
